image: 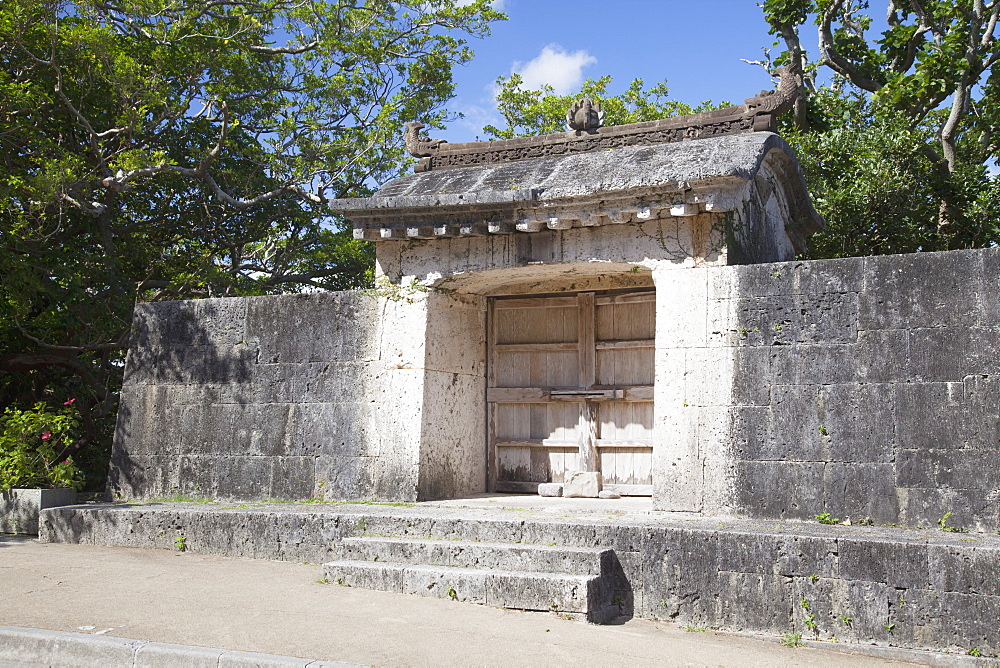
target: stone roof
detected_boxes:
[330,132,823,242]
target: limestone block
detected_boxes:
[860,250,984,330]
[417,369,487,500]
[909,326,1000,381]
[538,483,563,497]
[598,490,620,499]
[652,267,708,348]
[983,248,1000,324]
[423,293,486,376]
[0,488,76,534]
[652,402,701,512]
[563,471,601,498]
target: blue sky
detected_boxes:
[441,0,781,142]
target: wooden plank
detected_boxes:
[487,387,551,403]
[494,296,578,309]
[618,448,634,484]
[579,402,599,472]
[549,448,566,483]
[487,402,498,492]
[595,292,656,305]
[595,339,655,350]
[495,481,541,494]
[578,292,595,389]
[494,342,578,353]
[600,448,616,485]
[623,386,654,401]
[497,439,584,449]
[498,444,532,482]
[594,439,655,449]
[603,484,653,496]
[634,449,653,485]
[550,389,623,401]
[487,298,497,492]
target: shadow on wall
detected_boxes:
[108,298,257,501]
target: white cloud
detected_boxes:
[512,44,596,95]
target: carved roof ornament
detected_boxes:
[402,67,799,173]
[566,98,605,132]
[744,66,798,116]
[404,121,447,158]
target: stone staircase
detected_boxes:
[322,536,623,623]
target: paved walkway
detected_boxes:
[0,534,962,667]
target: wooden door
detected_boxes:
[487,290,655,495]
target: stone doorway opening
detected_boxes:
[487,288,655,496]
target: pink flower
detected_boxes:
[41,430,52,440]
[63,398,76,405]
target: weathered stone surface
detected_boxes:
[111,287,494,504]
[537,483,563,497]
[656,247,1000,531]
[0,488,77,535]
[40,503,1000,653]
[335,134,820,244]
[598,490,620,499]
[858,250,986,331]
[563,471,601,498]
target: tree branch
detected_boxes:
[246,40,319,54]
[818,0,883,92]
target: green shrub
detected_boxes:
[0,402,84,490]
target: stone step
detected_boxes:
[322,559,619,623]
[336,536,612,576]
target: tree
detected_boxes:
[761,0,1000,254]
[483,74,727,140]
[0,0,504,485]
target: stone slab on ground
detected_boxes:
[562,471,601,498]
[0,488,76,534]
[337,536,610,575]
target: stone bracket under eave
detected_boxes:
[337,179,746,241]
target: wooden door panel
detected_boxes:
[596,295,656,341]
[489,290,655,495]
[494,303,577,344]
[600,447,653,487]
[494,351,579,387]
[596,348,655,386]
[598,401,654,442]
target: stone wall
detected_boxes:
[114,247,1000,524]
[41,503,1000,656]
[110,290,487,502]
[655,247,1000,532]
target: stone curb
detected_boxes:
[0,625,364,668]
[725,630,993,667]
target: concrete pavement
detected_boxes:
[0,535,972,666]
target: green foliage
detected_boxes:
[0,0,504,484]
[784,90,1000,257]
[762,0,1000,254]
[780,632,803,647]
[937,512,968,533]
[483,74,727,140]
[0,402,84,490]
[813,512,840,525]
